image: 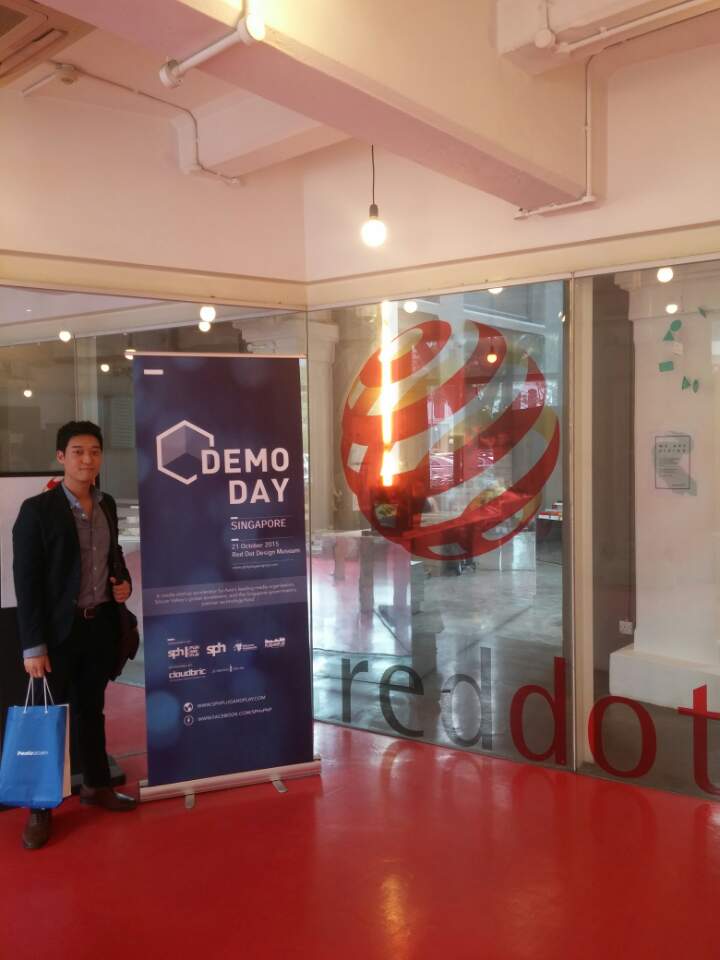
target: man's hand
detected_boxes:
[24,655,51,679]
[110,576,131,603]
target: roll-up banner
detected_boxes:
[132,353,318,801]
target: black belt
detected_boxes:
[76,602,112,620]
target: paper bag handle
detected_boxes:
[23,676,55,713]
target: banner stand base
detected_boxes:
[139,756,321,804]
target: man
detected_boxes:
[13,421,138,851]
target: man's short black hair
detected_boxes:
[56,421,104,454]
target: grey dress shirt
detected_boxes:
[62,484,112,608]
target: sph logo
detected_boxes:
[156,420,214,486]
[341,319,560,562]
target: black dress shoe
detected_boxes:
[22,809,52,850]
[80,786,138,811]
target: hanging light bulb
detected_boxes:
[58,330,73,343]
[244,3,266,42]
[657,267,674,283]
[198,320,212,333]
[23,387,33,398]
[486,339,498,364]
[361,212,386,247]
[361,145,387,247]
[403,300,418,314]
[199,305,216,323]
[666,303,679,315]
[100,363,110,373]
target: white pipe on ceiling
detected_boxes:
[556,0,712,54]
[159,1,265,89]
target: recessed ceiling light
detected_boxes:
[199,305,216,323]
[403,300,418,314]
[488,287,504,295]
[58,330,72,342]
[657,267,674,283]
[666,303,679,315]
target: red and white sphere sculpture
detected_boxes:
[341,319,560,562]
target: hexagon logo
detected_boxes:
[156,420,214,485]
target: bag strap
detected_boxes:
[98,495,125,581]
[23,677,55,713]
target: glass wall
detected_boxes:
[308,284,569,766]
[0,297,307,687]
[10,260,720,798]
[579,259,720,797]
[0,340,75,473]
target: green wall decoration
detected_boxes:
[658,315,701,393]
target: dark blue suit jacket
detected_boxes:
[12,484,129,656]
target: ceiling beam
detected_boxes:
[41,0,588,209]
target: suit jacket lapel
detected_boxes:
[50,483,80,549]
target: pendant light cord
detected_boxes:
[371,144,376,206]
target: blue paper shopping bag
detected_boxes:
[0,678,70,809]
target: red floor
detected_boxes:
[2,684,720,959]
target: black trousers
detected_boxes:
[47,605,118,789]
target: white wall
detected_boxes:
[2,41,720,287]
[0,89,307,281]
[632,303,719,665]
[302,43,720,282]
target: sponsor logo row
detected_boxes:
[167,637,286,660]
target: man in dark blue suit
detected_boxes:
[13,421,137,850]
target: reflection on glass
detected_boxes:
[311,284,567,765]
[0,294,308,689]
[585,260,720,798]
[0,341,75,473]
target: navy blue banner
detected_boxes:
[133,354,312,787]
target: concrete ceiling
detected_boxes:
[20,0,718,216]
[5,26,349,178]
[3,0,719,226]
[498,0,720,72]
[6,27,242,110]
[28,0,590,208]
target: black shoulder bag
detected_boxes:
[99,498,140,681]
